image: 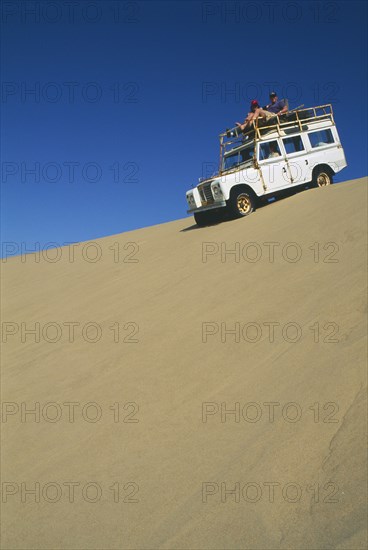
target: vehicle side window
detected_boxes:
[282,136,304,154]
[308,129,334,148]
[224,152,239,170]
[223,146,254,170]
[240,147,254,163]
[259,140,281,161]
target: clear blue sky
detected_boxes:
[1,0,367,251]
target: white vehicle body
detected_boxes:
[186,105,347,223]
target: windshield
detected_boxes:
[223,145,254,170]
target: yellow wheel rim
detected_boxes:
[237,195,251,214]
[317,173,330,187]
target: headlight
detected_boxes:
[212,184,223,198]
[187,194,195,207]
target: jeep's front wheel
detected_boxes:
[313,169,333,187]
[228,189,256,218]
[194,211,220,227]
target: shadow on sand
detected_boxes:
[180,185,313,232]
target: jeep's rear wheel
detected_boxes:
[228,189,256,218]
[313,169,333,187]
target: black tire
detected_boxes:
[228,188,256,218]
[194,210,221,227]
[312,167,333,188]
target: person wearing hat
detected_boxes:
[253,92,288,126]
[236,92,288,131]
[265,92,288,115]
[235,99,264,131]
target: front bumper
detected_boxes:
[187,200,226,214]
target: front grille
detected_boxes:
[199,182,214,205]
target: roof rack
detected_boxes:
[220,104,334,148]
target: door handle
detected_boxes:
[282,167,286,172]
[305,160,308,164]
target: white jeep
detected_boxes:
[186,104,347,226]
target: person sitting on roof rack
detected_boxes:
[236,97,286,131]
[255,92,288,125]
[235,100,261,131]
[265,92,288,116]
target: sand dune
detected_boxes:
[1,177,367,549]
